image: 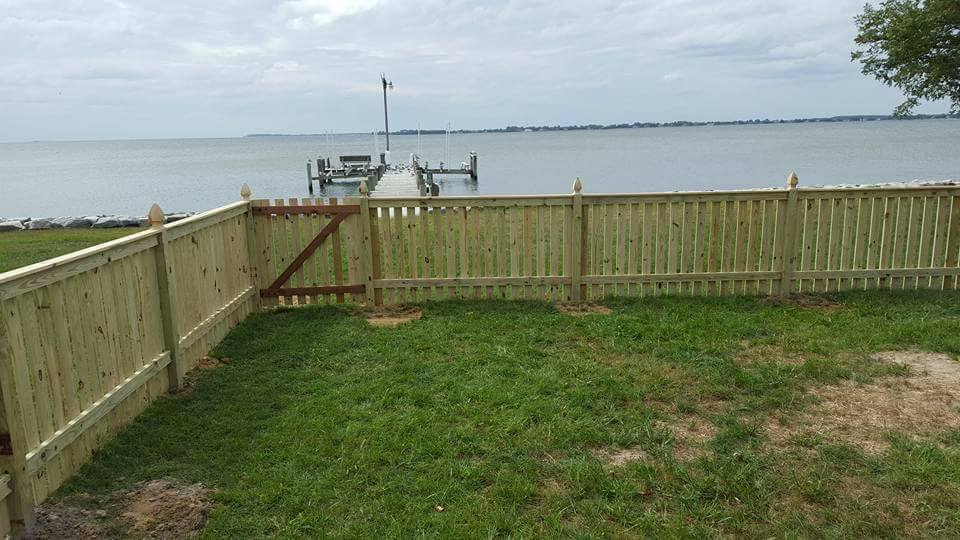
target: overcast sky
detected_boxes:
[0,0,947,142]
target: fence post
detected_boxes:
[149,204,184,390]
[777,172,800,296]
[240,184,262,311]
[570,178,584,302]
[358,180,377,305]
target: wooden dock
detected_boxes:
[414,152,478,183]
[370,171,424,198]
[307,152,479,197]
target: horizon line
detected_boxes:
[3,112,956,145]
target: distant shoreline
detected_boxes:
[246,113,958,137]
[5,113,955,145]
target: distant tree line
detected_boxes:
[246,113,957,138]
[390,113,957,136]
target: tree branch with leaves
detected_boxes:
[852,0,960,116]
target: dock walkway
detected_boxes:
[370,171,423,198]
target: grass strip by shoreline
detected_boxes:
[0,228,142,273]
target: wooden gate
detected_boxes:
[251,198,367,305]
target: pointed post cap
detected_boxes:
[240,183,251,200]
[148,204,165,228]
[787,171,799,189]
[573,177,583,194]
[359,179,369,195]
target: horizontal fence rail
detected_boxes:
[0,192,259,535]
[2,177,959,535]
[250,176,959,306]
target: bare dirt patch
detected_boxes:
[175,356,232,395]
[591,446,651,466]
[591,415,718,466]
[556,302,613,316]
[122,480,214,538]
[358,306,423,327]
[763,294,842,311]
[656,415,719,461]
[29,479,215,539]
[196,355,230,370]
[736,343,807,366]
[765,350,960,454]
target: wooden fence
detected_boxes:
[1,176,959,536]
[0,194,258,535]
[252,176,960,306]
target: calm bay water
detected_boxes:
[1,119,958,218]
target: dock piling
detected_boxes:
[307,161,314,194]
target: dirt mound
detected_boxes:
[196,355,230,370]
[763,294,842,311]
[766,351,960,454]
[29,479,215,539]
[556,302,613,316]
[122,480,213,538]
[29,496,110,540]
[359,306,423,327]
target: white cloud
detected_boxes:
[0,0,928,142]
[184,42,265,59]
[280,0,381,27]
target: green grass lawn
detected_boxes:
[0,229,142,273]
[53,292,960,537]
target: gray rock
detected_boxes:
[0,220,24,231]
[27,218,58,230]
[92,216,122,228]
[119,216,143,227]
[165,212,189,223]
[58,216,94,229]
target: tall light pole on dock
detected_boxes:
[381,74,393,152]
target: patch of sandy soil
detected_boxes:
[359,306,423,327]
[763,294,842,311]
[28,479,215,539]
[656,415,719,461]
[765,351,960,454]
[555,302,613,316]
[591,446,651,466]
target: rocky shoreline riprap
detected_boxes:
[0,212,195,232]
